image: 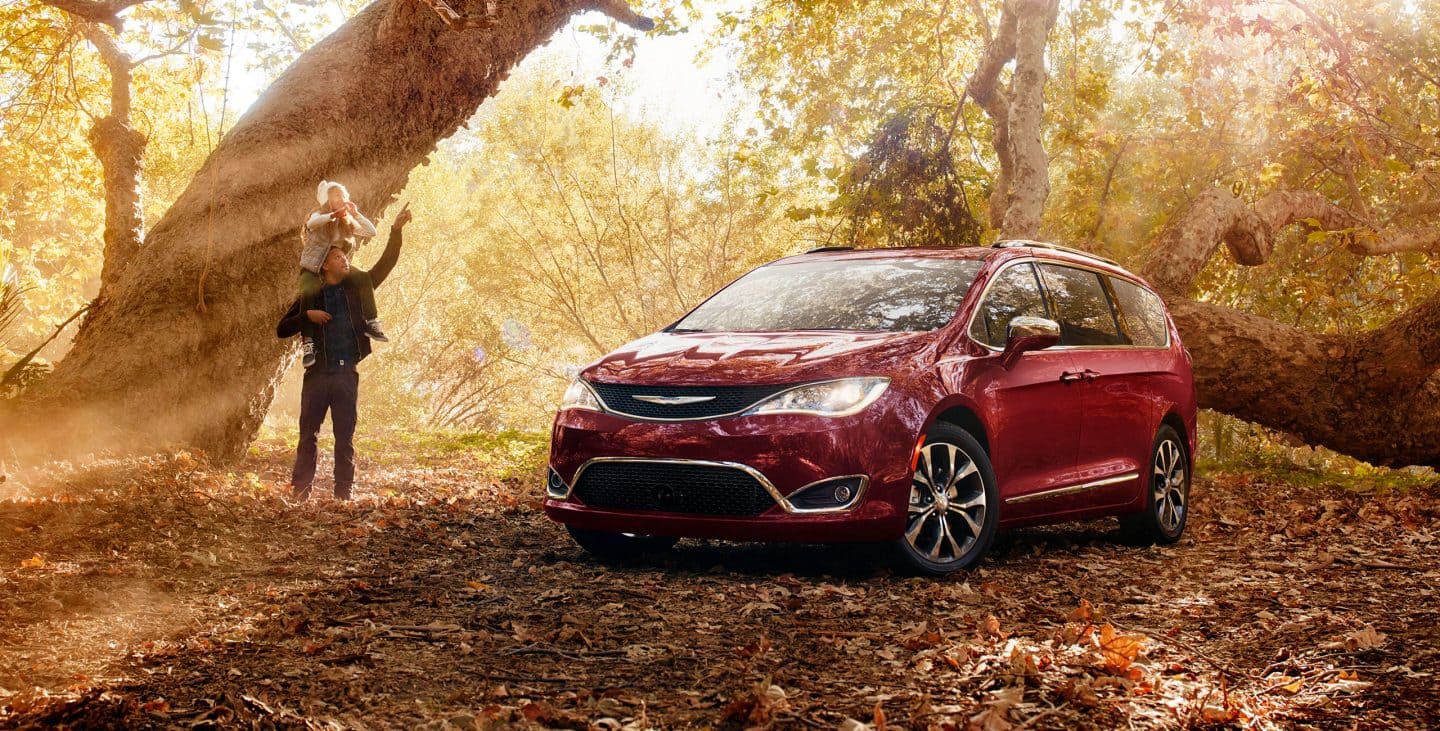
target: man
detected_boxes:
[276,201,412,501]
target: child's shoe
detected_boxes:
[301,336,317,367]
[363,319,389,342]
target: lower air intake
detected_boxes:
[572,461,777,516]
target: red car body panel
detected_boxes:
[543,245,1197,543]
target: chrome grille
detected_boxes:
[587,382,793,420]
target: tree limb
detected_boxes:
[39,0,144,31]
[585,0,655,31]
[1140,187,1440,295]
[963,0,1056,236]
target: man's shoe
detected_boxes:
[363,319,389,342]
[301,337,317,368]
[335,487,353,501]
[291,484,312,502]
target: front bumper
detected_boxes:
[542,399,917,542]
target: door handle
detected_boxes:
[1060,369,1100,383]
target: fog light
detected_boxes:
[545,468,569,499]
[786,475,867,512]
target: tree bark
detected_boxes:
[996,0,1056,240]
[1141,187,1440,467]
[964,0,1058,238]
[78,22,146,295]
[11,0,651,461]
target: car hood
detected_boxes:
[584,330,938,385]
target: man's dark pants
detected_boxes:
[292,367,359,500]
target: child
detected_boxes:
[298,180,388,367]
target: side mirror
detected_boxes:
[1001,316,1061,369]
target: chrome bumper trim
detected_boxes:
[552,457,869,515]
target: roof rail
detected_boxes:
[991,240,1119,266]
[804,245,855,254]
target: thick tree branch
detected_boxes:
[1171,296,1440,468]
[39,0,144,31]
[1141,187,1440,296]
[585,0,655,31]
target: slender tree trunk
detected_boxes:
[51,12,150,298]
[965,0,1058,239]
[11,0,650,461]
[997,0,1056,240]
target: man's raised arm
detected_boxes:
[367,202,412,288]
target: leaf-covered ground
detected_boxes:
[1,436,1437,730]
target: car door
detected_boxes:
[1036,263,1146,510]
[960,261,1084,510]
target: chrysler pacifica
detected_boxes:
[543,240,1197,575]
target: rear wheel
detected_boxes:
[893,423,999,576]
[566,526,679,561]
[1119,424,1189,544]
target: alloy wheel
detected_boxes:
[905,442,988,564]
[1153,438,1186,533]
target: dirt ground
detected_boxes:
[0,438,1436,730]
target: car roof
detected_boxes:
[775,246,995,263]
[778,241,1148,284]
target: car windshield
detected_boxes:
[671,257,985,333]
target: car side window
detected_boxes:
[969,262,1049,347]
[1108,276,1168,347]
[1037,263,1126,347]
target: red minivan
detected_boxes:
[543,241,1196,574]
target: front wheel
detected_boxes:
[893,423,999,576]
[1119,424,1189,544]
[566,525,679,561]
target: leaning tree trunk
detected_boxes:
[1141,188,1440,468]
[10,0,651,461]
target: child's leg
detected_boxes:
[350,270,378,321]
[349,271,387,342]
[297,270,321,367]
[298,269,322,301]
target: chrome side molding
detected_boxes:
[1003,472,1138,505]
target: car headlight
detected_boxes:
[744,377,889,417]
[560,379,603,413]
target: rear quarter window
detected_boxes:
[1108,276,1169,347]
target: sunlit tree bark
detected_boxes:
[966,0,1058,239]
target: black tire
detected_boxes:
[893,423,1000,576]
[1119,424,1189,544]
[566,525,679,561]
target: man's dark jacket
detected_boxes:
[276,226,402,368]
